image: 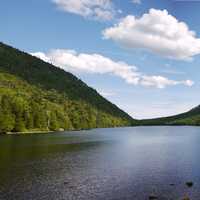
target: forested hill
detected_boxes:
[141,105,200,126]
[0,42,135,133]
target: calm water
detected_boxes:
[0,126,200,200]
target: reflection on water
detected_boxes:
[0,127,200,200]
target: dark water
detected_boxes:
[0,126,200,200]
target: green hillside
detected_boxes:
[141,105,200,126]
[0,42,135,133]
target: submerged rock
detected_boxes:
[64,181,69,185]
[149,195,158,200]
[186,182,193,187]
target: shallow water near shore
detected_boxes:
[0,126,200,200]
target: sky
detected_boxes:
[1,0,200,119]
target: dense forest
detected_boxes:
[140,105,200,126]
[0,42,136,133]
[2,42,199,133]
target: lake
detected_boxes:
[0,126,200,200]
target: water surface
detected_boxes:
[0,126,200,200]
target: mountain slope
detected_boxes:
[141,105,200,126]
[0,42,135,133]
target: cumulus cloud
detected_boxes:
[52,0,115,21]
[103,8,200,60]
[141,75,193,88]
[31,49,194,89]
[99,90,116,97]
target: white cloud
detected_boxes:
[132,0,141,4]
[99,90,116,97]
[52,0,115,21]
[141,75,193,88]
[31,52,50,63]
[31,49,194,89]
[161,69,185,75]
[103,8,200,60]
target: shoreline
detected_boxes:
[2,126,125,135]
[5,130,53,135]
[3,128,94,135]
[1,125,200,135]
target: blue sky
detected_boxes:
[1,0,200,119]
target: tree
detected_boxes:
[49,112,59,131]
[0,113,15,133]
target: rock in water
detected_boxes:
[149,195,158,200]
[186,182,193,187]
